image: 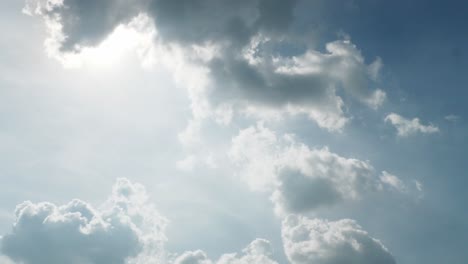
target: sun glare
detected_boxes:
[59,14,156,69]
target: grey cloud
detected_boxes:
[202,38,384,130]
[148,0,257,46]
[0,178,167,264]
[282,215,396,264]
[271,168,342,213]
[25,0,384,131]
[26,0,296,51]
[24,0,144,52]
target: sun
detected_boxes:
[58,14,157,69]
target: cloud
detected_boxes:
[0,179,401,264]
[0,255,15,264]
[173,238,278,264]
[24,0,385,132]
[385,113,439,137]
[206,38,385,131]
[282,215,396,264]
[379,171,407,192]
[0,178,279,264]
[23,0,145,52]
[173,250,212,264]
[444,114,460,122]
[230,124,404,215]
[0,178,167,264]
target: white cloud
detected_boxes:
[282,215,396,264]
[230,124,402,215]
[0,179,280,264]
[173,238,278,264]
[380,171,406,192]
[385,113,439,137]
[173,250,212,264]
[0,178,167,264]
[217,238,278,264]
[0,177,401,264]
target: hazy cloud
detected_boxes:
[444,114,460,122]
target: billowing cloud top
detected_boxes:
[173,239,278,264]
[282,215,396,264]
[0,179,397,264]
[1,178,167,264]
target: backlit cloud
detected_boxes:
[24,0,385,131]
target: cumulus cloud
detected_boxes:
[385,113,439,137]
[24,0,385,132]
[173,238,278,264]
[0,179,401,264]
[173,250,212,264]
[0,178,167,264]
[282,215,396,264]
[0,178,280,264]
[206,38,385,131]
[230,124,405,215]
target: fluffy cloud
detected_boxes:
[230,124,405,215]
[173,250,212,264]
[0,179,399,264]
[173,239,278,264]
[282,215,396,264]
[205,38,385,131]
[385,113,439,137]
[0,178,167,264]
[24,0,385,131]
[0,178,279,264]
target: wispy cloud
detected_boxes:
[385,113,439,137]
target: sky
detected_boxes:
[0,0,467,263]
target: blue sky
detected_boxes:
[0,1,467,264]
